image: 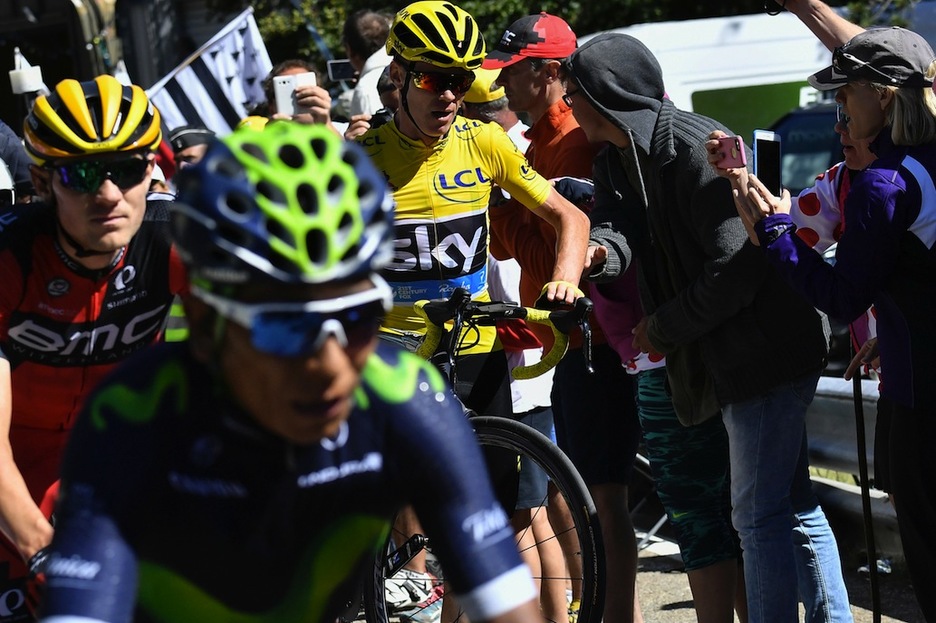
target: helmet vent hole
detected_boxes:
[423,52,453,66]
[296,183,319,215]
[241,142,268,164]
[358,180,373,200]
[310,138,328,161]
[257,181,286,206]
[306,228,328,264]
[221,192,253,219]
[278,144,305,169]
[213,157,244,180]
[392,23,423,51]
[327,175,344,195]
[265,218,293,248]
[341,242,360,262]
[339,212,354,232]
[412,13,449,52]
[269,253,294,275]
[218,222,252,249]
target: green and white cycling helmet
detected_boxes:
[172,122,394,287]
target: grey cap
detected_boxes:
[808,27,936,91]
[566,33,664,154]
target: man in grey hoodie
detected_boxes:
[565,33,852,623]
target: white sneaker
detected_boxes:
[384,568,435,610]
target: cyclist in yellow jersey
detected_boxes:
[352,5,588,619]
[354,0,588,386]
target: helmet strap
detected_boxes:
[56,220,123,259]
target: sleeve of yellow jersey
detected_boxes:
[485,123,552,210]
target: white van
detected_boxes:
[580,4,936,140]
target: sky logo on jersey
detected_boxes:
[388,210,488,287]
[462,503,511,546]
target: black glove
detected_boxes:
[26,547,50,617]
[551,176,595,211]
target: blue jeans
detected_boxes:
[722,373,852,623]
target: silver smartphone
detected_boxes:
[273,71,317,116]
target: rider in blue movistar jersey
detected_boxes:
[35,122,540,623]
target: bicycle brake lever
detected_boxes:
[581,315,595,375]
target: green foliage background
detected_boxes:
[204,0,919,71]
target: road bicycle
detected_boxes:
[363,288,605,623]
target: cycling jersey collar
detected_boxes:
[53,230,126,280]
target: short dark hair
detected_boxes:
[342,10,393,60]
[263,59,319,105]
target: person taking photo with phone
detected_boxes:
[563,32,851,623]
[725,25,936,622]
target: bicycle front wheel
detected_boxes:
[471,416,604,623]
[364,415,604,623]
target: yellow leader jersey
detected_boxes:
[357,115,551,354]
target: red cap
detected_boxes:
[482,13,577,70]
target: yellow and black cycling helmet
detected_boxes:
[24,74,162,166]
[386,1,486,71]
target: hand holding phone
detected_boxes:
[273,71,317,116]
[714,136,747,169]
[753,129,782,198]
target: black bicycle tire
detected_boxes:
[363,415,605,623]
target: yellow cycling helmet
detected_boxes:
[386,1,486,71]
[24,74,162,165]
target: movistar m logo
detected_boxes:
[90,361,188,430]
[361,353,446,404]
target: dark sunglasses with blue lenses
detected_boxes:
[49,157,152,194]
[410,70,475,96]
[191,279,393,357]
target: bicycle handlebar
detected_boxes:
[413,288,594,380]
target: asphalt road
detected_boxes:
[632,490,926,623]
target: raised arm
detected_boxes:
[781,0,864,50]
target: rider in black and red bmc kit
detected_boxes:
[0,75,186,618]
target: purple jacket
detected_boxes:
[757,130,936,409]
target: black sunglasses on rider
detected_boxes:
[49,157,152,194]
[410,70,475,97]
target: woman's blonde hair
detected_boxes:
[880,60,936,146]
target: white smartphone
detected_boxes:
[273,71,317,116]
[752,129,782,198]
